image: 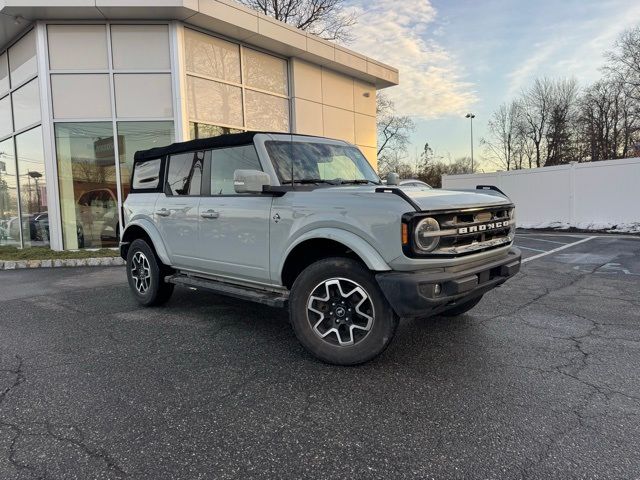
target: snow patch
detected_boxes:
[519,221,640,234]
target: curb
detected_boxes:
[0,257,125,270]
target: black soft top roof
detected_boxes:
[133,131,260,162]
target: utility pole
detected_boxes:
[465,113,475,172]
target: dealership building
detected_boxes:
[0,0,398,251]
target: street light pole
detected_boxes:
[465,113,475,172]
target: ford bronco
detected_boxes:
[120,132,521,365]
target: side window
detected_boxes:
[210,145,261,195]
[166,151,204,196]
[132,158,162,190]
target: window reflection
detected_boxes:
[189,122,242,139]
[0,138,19,246]
[8,29,37,87]
[16,126,48,247]
[244,90,289,132]
[55,122,118,249]
[12,79,41,131]
[242,47,288,95]
[184,29,241,83]
[117,121,174,199]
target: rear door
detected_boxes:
[197,144,273,283]
[154,150,204,269]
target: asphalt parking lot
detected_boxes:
[1,232,639,479]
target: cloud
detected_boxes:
[345,0,476,119]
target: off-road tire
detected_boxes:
[289,257,398,365]
[440,295,483,317]
[126,238,174,306]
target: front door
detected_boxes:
[155,151,204,269]
[197,144,272,283]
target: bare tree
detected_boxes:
[605,25,640,103]
[545,78,578,166]
[520,78,554,168]
[578,79,639,161]
[237,0,356,42]
[376,93,415,175]
[481,101,521,171]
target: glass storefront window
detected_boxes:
[244,90,289,132]
[114,74,173,119]
[117,121,174,198]
[12,79,41,131]
[8,29,37,87]
[189,122,242,140]
[184,29,290,135]
[242,48,288,96]
[55,122,118,249]
[111,25,170,70]
[184,29,241,83]
[187,76,243,127]
[0,95,12,139]
[0,138,19,246]
[0,53,9,95]
[15,126,47,247]
[47,25,109,71]
[51,74,112,119]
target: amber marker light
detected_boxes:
[402,223,409,245]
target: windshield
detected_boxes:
[265,141,380,185]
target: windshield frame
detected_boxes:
[256,135,381,186]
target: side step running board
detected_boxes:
[166,274,289,308]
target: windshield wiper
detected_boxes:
[291,178,340,185]
[338,179,379,185]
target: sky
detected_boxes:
[345,0,640,170]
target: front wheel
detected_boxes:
[126,239,174,306]
[289,258,398,365]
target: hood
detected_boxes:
[301,185,512,212]
[399,187,511,211]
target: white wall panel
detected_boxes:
[442,158,640,228]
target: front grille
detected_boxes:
[408,205,515,257]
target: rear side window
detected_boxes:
[132,159,162,190]
[210,145,261,195]
[166,151,204,196]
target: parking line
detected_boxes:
[518,245,546,252]
[522,236,597,263]
[520,237,570,245]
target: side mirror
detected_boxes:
[234,169,271,194]
[386,172,400,186]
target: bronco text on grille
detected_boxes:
[405,206,515,257]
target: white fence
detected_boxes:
[441,157,640,231]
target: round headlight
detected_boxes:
[414,217,440,252]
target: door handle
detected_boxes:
[201,209,219,219]
[155,208,170,217]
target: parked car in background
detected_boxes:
[120,132,521,365]
[76,188,119,247]
[400,179,432,189]
[0,219,8,241]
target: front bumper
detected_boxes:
[376,247,521,318]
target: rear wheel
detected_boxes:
[126,238,174,306]
[289,257,398,365]
[440,295,483,317]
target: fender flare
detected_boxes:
[121,218,171,266]
[279,228,391,278]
